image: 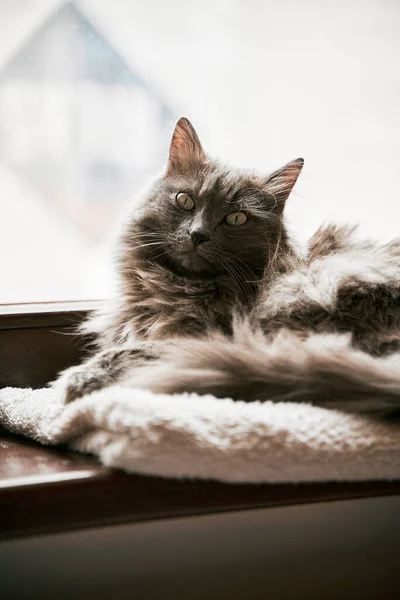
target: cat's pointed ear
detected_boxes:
[262,158,304,212]
[167,118,206,174]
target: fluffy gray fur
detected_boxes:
[55,118,400,417]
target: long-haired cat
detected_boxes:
[56,118,400,417]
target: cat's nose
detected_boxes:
[190,229,210,247]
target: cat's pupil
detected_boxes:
[226,211,247,226]
[176,192,195,211]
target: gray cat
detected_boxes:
[55,118,400,417]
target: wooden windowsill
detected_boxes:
[0,300,102,329]
[1,426,400,541]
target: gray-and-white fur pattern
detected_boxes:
[55,118,400,417]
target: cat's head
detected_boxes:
[127,118,303,278]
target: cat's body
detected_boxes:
[56,118,400,417]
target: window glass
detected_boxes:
[1,0,399,302]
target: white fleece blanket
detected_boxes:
[0,386,399,483]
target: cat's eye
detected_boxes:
[176,192,195,211]
[225,211,247,226]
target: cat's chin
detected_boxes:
[179,252,209,271]
[162,251,217,279]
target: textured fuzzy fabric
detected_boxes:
[0,386,399,483]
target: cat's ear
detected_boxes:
[262,158,304,213]
[167,118,206,174]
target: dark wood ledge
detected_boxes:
[1,427,400,541]
[0,301,97,388]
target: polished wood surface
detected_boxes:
[2,496,400,600]
[1,427,400,541]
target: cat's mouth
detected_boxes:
[159,255,215,280]
[159,243,217,278]
[176,246,212,271]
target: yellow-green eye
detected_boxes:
[225,211,247,226]
[176,192,195,211]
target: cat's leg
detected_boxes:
[53,341,162,403]
[334,280,400,356]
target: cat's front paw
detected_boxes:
[52,364,104,404]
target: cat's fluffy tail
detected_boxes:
[129,322,400,416]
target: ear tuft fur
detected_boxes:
[263,158,304,212]
[167,117,206,174]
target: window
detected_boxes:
[1,0,399,303]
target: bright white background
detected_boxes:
[0,0,399,302]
